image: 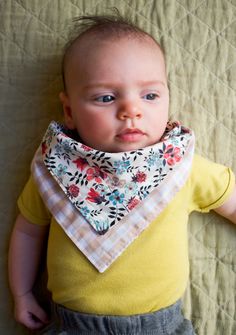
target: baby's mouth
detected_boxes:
[116,128,145,142]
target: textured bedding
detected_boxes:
[1,0,236,334]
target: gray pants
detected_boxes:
[40,300,195,335]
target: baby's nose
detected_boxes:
[117,101,142,120]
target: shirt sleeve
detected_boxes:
[188,154,235,213]
[17,175,51,225]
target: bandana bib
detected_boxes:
[32,120,194,272]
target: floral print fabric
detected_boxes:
[41,121,193,234]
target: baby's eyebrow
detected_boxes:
[83,83,114,90]
[83,80,166,90]
[137,80,166,87]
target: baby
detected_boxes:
[8,14,236,335]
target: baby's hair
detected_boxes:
[62,11,164,90]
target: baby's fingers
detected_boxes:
[32,304,49,322]
[16,306,49,330]
[28,305,49,330]
[14,291,49,330]
[25,312,46,330]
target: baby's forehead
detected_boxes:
[62,31,165,87]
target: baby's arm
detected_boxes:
[8,214,49,330]
[214,185,236,224]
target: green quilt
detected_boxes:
[1,1,235,334]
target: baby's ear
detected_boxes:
[59,91,75,129]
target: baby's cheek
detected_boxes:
[150,117,167,139]
[85,119,112,143]
[93,117,114,133]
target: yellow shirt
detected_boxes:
[18,154,235,315]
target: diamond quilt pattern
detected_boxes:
[0,1,235,334]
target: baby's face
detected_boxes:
[60,36,169,152]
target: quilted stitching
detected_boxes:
[0,1,235,334]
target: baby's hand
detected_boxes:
[14,291,49,330]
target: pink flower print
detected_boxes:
[127,197,140,210]
[73,157,89,171]
[132,171,147,183]
[86,167,107,183]
[86,188,106,204]
[67,184,80,198]
[163,145,181,166]
[41,141,47,155]
[81,144,92,152]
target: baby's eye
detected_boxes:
[143,93,159,100]
[95,95,115,103]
